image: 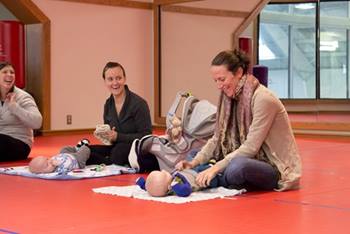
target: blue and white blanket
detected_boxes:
[0,164,136,180]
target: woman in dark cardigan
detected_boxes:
[87,62,157,169]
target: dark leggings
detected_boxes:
[86,142,132,166]
[220,156,279,191]
[0,134,31,162]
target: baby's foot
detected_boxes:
[76,138,90,149]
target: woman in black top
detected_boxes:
[87,62,154,166]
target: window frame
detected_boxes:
[257,0,350,112]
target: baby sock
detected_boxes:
[76,138,90,150]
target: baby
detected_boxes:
[138,115,187,162]
[29,139,90,174]
[129,115,192,173]
[136,160,220,197]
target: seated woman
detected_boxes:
[176,50,301,192]
[0,61,42,162]
[86,61,158,170]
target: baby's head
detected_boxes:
[145,170,173,197]
[28,156,56,174]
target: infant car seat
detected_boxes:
[128,91,217,172]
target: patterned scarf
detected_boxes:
[213,74,261,159]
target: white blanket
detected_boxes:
[0,165,135,180]
[93,185,245,204]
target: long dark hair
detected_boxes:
[211,49,250,75]
[102,62,126,79]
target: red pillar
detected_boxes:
[239,37,253,73]
[0,20,25,88]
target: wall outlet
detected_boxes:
[66,115,72,125]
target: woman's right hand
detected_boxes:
[195,165,220,188]
[175,160,196,171]
[5,92,16,107]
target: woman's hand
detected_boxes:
[107,127,118,142]
[175,160,197,171]
[196,165,220,188]
[5,92,16,107]
[99,127,118,143]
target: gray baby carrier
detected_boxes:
[128,91,217,172]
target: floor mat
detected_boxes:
[93,185,245,204]
[0,164,136,180]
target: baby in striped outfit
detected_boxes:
[28,139,90,174]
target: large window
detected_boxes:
[259,1,350,99]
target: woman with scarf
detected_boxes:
[176,50,301,191]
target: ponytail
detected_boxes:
[211,49,250,75]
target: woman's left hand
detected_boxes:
[109,127,118,142]
[196,165,220,188]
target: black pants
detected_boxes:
[0,134,31,162]
[86,142,132,166]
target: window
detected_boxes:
[320,1,349,98]
[258,1,350,99]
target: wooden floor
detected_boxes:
[0,133,349,234]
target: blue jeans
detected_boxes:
[220,156,279,191]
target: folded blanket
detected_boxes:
[0,164,136,180]
[93,185,245,204]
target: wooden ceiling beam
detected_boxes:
[162,5,249,18]
[0,0,49,24]
[232,0,270,49]
[52,0,153,9]
[153,0,202,6]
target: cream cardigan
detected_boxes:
[193,85,301,191]
[0,87,42,147]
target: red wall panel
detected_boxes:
[0,20,25,88]
[239,37,253,73]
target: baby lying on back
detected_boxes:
[136,159,220,197]
[29,139,90,174]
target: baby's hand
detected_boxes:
[48,158,60,167]
[175,160,194,171]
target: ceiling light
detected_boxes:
[295,3,315,10]
[320,40,338,51]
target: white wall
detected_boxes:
[27,0,258,129]
[158,0,260,117]
[32,0,153,130]
[161,11,243,115]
